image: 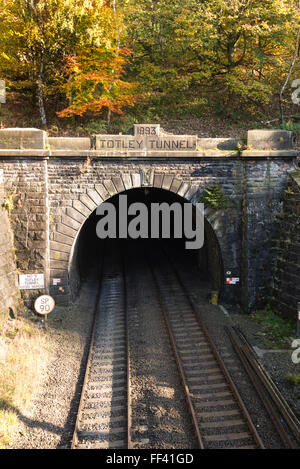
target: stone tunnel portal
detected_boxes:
[69,188,224,302]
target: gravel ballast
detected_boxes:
[11,280,97,449]
[10,247,300,449]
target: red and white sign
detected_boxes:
[34,295,55,315]
[226,277,240,285]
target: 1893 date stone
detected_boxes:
[95,124,197,151]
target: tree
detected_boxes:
[279,1,300,123]
[124,0,299,115]
[57,0,140,123]
[57,47,139,118]
[0,0,78,126]
[0,1,137,126]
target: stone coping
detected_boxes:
[0,149,298,158]
[0,127,296,152]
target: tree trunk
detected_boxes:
[279,27,300,125]
[37,52,47,127]
[107,0,120,131]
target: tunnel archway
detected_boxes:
[68,187,224,302]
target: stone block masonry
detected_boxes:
[271,172,300,319]
[0,126,298,314]
[247,130,294,150]
[0,170,21,317]
[0,128,46,149]
[0,159,50,308]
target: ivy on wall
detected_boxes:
[201,184,229,210]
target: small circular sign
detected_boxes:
[34,295,55,315]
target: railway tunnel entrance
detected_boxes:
[69,188,224,302]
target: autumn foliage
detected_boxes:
[0,0,299,126]
[57,48,140,118]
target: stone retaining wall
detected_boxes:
[0,170,20,317]
[271,172,300,318]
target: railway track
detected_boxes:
[72,242,297,449]
[148,248,264,449]
[72,245,130,449]
[124,242,197,449]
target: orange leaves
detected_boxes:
[58,94,139,118]
[57,47,140,118]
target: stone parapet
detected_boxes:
[0,128,46,149]
[0,149,298,159]
[47,137,91,150]
[247,129,294,150]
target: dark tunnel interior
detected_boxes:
[69,188,224,298]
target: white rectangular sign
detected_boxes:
[19,273,45,290]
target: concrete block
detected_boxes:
[162,175,173,190]
[153,174,163,188]
[0,128,46,149]
[87,189,102,206]
[197,138,243,150]
[122,174,132,191]
[95,184,110,201]
[170,178,182,193]
[177,182,189,197]
[50,241,72,253]
[104,179,117,196]
[66,207,86,224]
[112,177,125,193]
[57,223,77,238]
[247,130,294,150]
[131,173,141,188]
[79,193,97,211]
[73,199,91,217]
[47,137,91,150]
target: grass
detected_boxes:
[0,314,47,448]
[285,372,300,387]
[250,304,295,349]
[285,372,300,399]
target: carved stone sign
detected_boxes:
[95,124,197,151]
[0,80,5,104]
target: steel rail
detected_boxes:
[233,326,300,443]
[71,247,131,449]
[71,253,105,449]
[162,250,264,449]
[122,245,132,449]
[147,256,205,449]
[225,326,295,449]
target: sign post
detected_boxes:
[34,294,55,329]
